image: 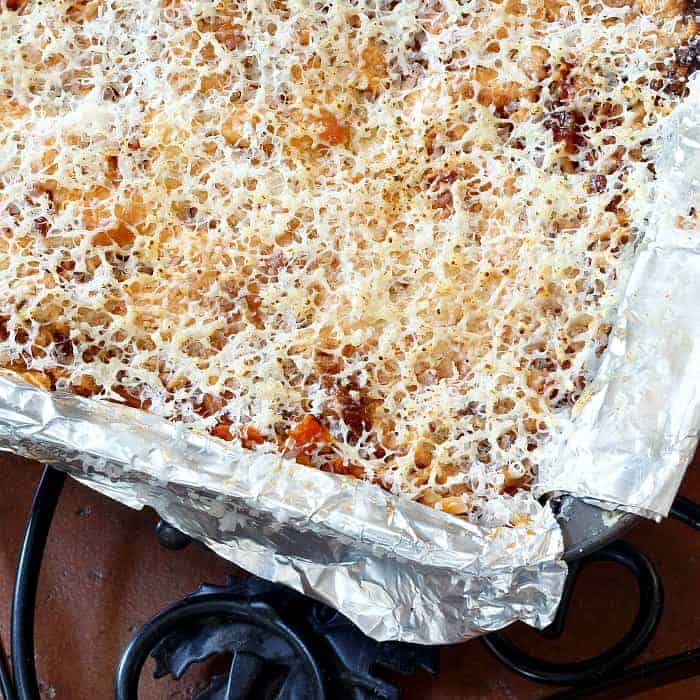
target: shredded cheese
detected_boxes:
[0,0,696,525]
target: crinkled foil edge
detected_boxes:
[0,374,566,644]
[535,75,700,519]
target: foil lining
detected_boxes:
[0,374,566,644]
[535,75,700,520]
[1,77,697,649]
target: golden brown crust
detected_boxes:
[0,0,695,524]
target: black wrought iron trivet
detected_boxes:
[114,574,438,699]
[481,495,700,698]
[0,465,699,699]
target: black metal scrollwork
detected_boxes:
[1,465,698,699]
[115,574,438,699]
[0,467,437,700]
[481,497,700,699]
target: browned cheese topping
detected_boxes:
[0,0,697,525]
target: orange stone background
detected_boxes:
[1,451,699,698]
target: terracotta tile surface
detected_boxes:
[1,451,699,699]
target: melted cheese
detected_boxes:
[0,0,696,525]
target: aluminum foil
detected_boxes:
[535,75,700,520]
[0,374,566,644]
[1,78,697,649]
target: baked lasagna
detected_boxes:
[0,0,697,525]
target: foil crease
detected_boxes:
[0,374,566,644]
[535,75,700,520]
